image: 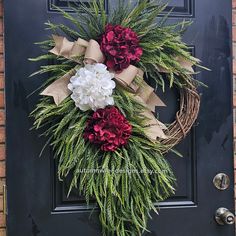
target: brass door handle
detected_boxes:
[215,208,235,225]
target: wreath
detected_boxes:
[30,1,204,235]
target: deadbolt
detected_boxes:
[215,208,235,225]
[213,173,230,190]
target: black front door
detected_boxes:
[5,0,234,235]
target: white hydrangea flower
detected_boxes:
[68,63,116,111]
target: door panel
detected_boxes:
[5,0,234,235]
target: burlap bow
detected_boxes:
[41,35,193,140]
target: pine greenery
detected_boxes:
[30,0,201,235]
[31,88,175,236]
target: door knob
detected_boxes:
[215,208,235,225]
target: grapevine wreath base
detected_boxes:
[30,1,204,235]
[161,85,200,152]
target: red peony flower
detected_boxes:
[99,24,143,72]
[84,106,132,151]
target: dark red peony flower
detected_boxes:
[99,24,143,72]
[84,106,132,151]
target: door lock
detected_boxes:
[215,208,235,225]
[213,173,230,190]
